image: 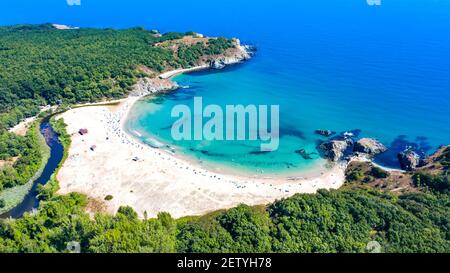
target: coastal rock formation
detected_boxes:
[419,145,450,170]
[208,39,254,69]
[133,77,178,96]
[208,50,253,69]
[398,149,421,171]
[319,139,353,162]
[315,130,336,137]
[354,138,387,156]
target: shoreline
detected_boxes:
[55,66,347,218]
[55,43,349,218]
[123,95,330,181]
[159,65,210,79]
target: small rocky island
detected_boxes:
[316,129,429,172]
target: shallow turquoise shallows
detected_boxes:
[123,1,450,174]
[5,0,450,173]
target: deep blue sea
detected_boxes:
[2,0,450,173]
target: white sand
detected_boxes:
[159,65,209,79]
[56,92,346,218]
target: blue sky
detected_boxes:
[2,0,448,27]
[1,0,449,36]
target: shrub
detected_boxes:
[104,195,114,201]
[413,172,450,193]
[370,167,390,179]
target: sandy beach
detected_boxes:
[56,43,346,218]
[159,65,209,79]
[56,88,346,218]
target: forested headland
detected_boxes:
[0,24,235,203]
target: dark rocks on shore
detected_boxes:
[397,149,422,171]
[319,139,354,162]
[315,130,336,137]
[209,59,227,70]
[354,138,387,156]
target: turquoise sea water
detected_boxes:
[3,0,450,173]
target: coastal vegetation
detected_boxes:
[176,38,234,67]
[0,123,48,192]
[0,24,448,253]
[0,153,448,253]
[0,24,235,128]
[0,24,236,200]
[0,120,50,213]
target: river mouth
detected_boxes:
[0,120,64,219]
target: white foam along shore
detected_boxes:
[55,46,347,219]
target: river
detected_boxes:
[0,121,64,219]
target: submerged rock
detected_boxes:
[354,138,387,156]
[397,149,421,171]
[319,139,353,162]
[295,149,316,160]
[315,130,336,137]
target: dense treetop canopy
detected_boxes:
[0,24,234,194]
[0,25,448,253]
[0,24,233,128]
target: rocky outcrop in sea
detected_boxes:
[354,138,387,156]
[318,132,389,163]
[315,129,430,172]
[319,139,354,162]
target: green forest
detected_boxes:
[0,179,448,253]
[0,123,46,193]
[0,24,233,199]
[0,24,233,128]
